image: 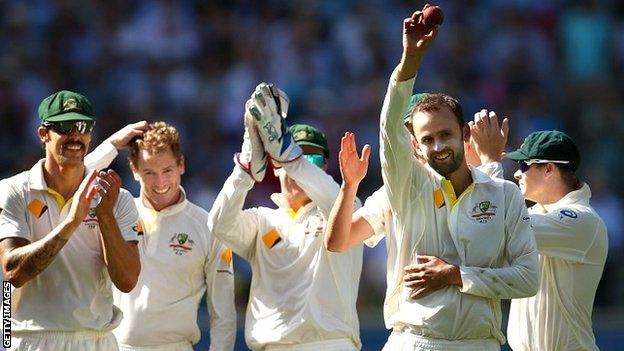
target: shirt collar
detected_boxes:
[541,183,592,212]
[270,193,317,219]
[469,165,493,184]
[28,159,48,191]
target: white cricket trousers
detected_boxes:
[264,338,358,351]
[8,329,118,351]
[118,341,193,351]
[382,330,500,351]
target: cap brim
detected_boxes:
[505,150,530,161]
[46,112,95,122]
[295,141,329,157]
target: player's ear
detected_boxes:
[37,126,49,143]
[178,155,185,176]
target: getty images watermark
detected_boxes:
[2,281,10,348]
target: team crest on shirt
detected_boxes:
[470,201,498,224]
[169,233,195,255]
[82,208,99,228]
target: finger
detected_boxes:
[501,118,509,140]
[361,144,371,163]
[86,183,99,202]
[80,170,99,193]
[411,287,430,299]
[340,134,348,153]
[404,279,426,289]
[416,254,434,263]
[106,169,122,185]
[489,111,499,130]
[96,177,112,193]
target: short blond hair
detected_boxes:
[128,121,183,170]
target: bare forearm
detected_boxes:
[98,214,140,292]
[3,221,76,287]
[325,184,358,252]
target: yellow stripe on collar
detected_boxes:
[440,179,476,209]
[46,188,67,209]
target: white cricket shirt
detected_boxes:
[0,159,138,332]
[357,162,504,329]
[113,190,236,350]
[208,158,362,350]
[378,71,538,343]
[84,142,236,350]
[507,183,608,351]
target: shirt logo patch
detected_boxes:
[27,199,48,218]
[262,228,282,249]
[82,208,99,228]
[559,209,578,219]
[132,221,144,236]
[169,233,194,255]
[433,188,445,208]
[471,201,498,223]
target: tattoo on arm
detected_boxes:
[6,235,68,280]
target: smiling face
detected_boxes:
[38,125,91,168]
[411,106,468,177]
[132,149,184,211]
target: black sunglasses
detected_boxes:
[43,120,95,134]
[518,159,570,173]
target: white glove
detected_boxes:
[247,83,302,163]
[235,109,268,182]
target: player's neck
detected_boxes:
[535,181,571,205]
[447,163,473,198]
[43,157,85,200]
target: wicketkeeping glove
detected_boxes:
[246,83,302,163]
[235,109,268,182]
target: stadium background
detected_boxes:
[1,0,623,349]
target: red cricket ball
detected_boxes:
[422,5,444,30]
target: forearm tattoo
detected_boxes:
[12,235,68,279]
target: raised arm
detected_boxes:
[0,171,99,287]
[469,109,509,178]
[207,112,266,260]
[84,121,148,171]
[326,132,374,252]
[204,237,236,351]
[380,12,438,215]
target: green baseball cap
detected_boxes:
[289,124,329,158]
[403,93,429,124]
[38,90,95,123]
[506,130,580,171]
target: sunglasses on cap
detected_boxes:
[303,154,326,168]
[43,120,95,135]
[518,159,570,173]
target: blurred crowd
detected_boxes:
[1,0,623,311]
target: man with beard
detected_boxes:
[325,9,538,351]
[0,90,141,350]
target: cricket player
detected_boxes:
[207,84,362,350]
[324,104,508,331]
[85,121,236,351]
[325,10,538,350]
[0,90,141,350]
[468,117,609,351]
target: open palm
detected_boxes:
[339,132,371,186]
